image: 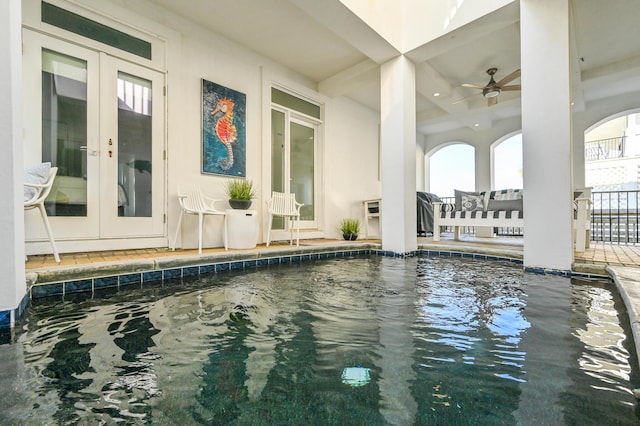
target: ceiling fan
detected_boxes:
[454,67,521,106]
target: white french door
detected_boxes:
[23,30,165,245]
[99,56,165,238]
[271,108,318,230]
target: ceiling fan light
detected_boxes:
[483,86,500,98]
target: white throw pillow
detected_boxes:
[455,189,485,211]
[24,162,51,202]
[461,194,484,211]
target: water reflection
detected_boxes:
[412,258,531,424]
[560,279,637,424]
[574,284,631,383]
[0,257,637,425]
[22,308,94,423]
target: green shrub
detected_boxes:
[225,178,256,200]
[340,218,360,235]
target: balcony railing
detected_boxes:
[591,190,640,244]
[585,136,625,161]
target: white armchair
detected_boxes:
[24,163,60,262]
[171,186,227,254]
[266,191,303,247]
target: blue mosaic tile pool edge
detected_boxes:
[1,246,610,330]
[0,292,29,331]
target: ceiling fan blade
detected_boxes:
[487,96,498,106]
[501,84,521,91]
[496,68,520,86]
[461,83,485,89]
[452,93,481,104]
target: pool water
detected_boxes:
[1,256,639,425]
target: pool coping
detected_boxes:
[605,266,640,373]
[2,242,619,333]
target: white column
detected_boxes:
[475,141,494,237]
[380,56,417,254]
[0,0,25,320]
[416,137,426,192]
[624,114,640,157]
[521,0,574,271]
[475,142,492,191]
[572,120,586,189]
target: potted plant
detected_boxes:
[225,178,256,210]
[339,218,360,241]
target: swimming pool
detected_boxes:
[1,255,638,424]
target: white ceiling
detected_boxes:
[148,0,640,136]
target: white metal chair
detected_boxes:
[574,187,592,253]
[24,166,60,263]
[171,186,227,254]
[266,191,303,247]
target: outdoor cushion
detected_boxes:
[461,194,484,211]
[454,189,485,211]
[487,198,523,212]
[24,162,51,202]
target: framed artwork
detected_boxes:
[201,79,247,176]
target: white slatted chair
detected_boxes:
[574,187,592,252]
[171,186,227,254]
[24,165,60,263]
[266,191,303,247]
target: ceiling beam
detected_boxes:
[581,54,640,83]
[405,2,520,63]
[318,59,378,97]
[288,0,400,64]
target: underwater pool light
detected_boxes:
[341,366,371,387]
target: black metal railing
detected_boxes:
[591,190,640,244]
[585,136,625,161]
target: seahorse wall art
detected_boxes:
[201,79,247,177]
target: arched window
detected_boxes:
[428,143,474,197]
[493,134,523,189]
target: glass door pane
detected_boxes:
[24,30,101,242]
[100,57,165,238]
[270,107,317,232]
[117,72,152,217]
[271,109,286,229]
[271,109,285,193]
[290,121,315,221]
[42,49,88,217]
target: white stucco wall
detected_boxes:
[324,96,381,238]
[48,0,382,249]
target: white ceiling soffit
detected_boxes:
[147,0,372,82]
[143,0,640,136]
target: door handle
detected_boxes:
[80,146,98,156]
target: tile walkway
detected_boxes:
[26,235,640,276]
